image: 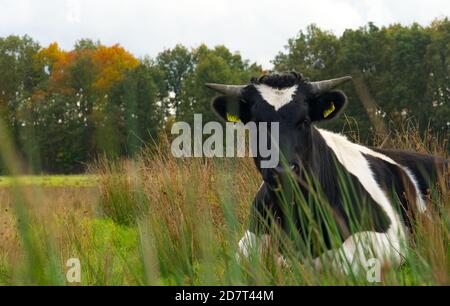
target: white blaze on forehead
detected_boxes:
[255,84,298,111]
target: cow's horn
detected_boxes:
[310,76,352,95]
[205,83,244,96]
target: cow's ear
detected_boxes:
[212,95,252,123]
[309,90,347,122]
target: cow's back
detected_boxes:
[372,148,449,196]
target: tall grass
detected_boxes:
[0,126,448,285]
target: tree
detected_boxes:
[178,44,262,124]
[13,90,88,173]
[0,35,44,99]
[0,35,45,120]
[91,44,140,92]
[156,45,194,117]
[424,18,450,131]
[273,24,340,79]
[14,41,143,172]
[105,58,165,156]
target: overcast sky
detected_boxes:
[1,0,449,68]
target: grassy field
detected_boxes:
[0,129,448,286]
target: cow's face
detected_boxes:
[208,72,351,188]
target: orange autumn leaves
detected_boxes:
[36,42,139,94]
[91,44,139,91]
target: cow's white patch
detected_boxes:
[316,128,413,273]
[255,84,298,111]
[238,230,257,259]
[314,231,403,275]
[401,167,427,213]
[237,230,270,260]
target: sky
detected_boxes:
[0,0,449,69]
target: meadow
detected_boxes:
[0,5,448,287]
[0,126,448,286]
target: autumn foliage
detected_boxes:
[36,42,139,94]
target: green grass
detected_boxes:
[0,175,97,187]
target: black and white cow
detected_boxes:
[206,72,448,274]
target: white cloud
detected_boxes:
[0,0,448,69]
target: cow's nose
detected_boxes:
[272,162,300,176]
[263,162,300,186]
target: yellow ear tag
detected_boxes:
[323,102,335,118]
[226,113,241,123]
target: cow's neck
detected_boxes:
[304,127,342,198]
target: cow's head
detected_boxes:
[206,72,351,188]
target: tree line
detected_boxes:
[0,18,448,173]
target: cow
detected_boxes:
[205,72,448,275]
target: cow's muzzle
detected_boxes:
[263,162,300,188]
